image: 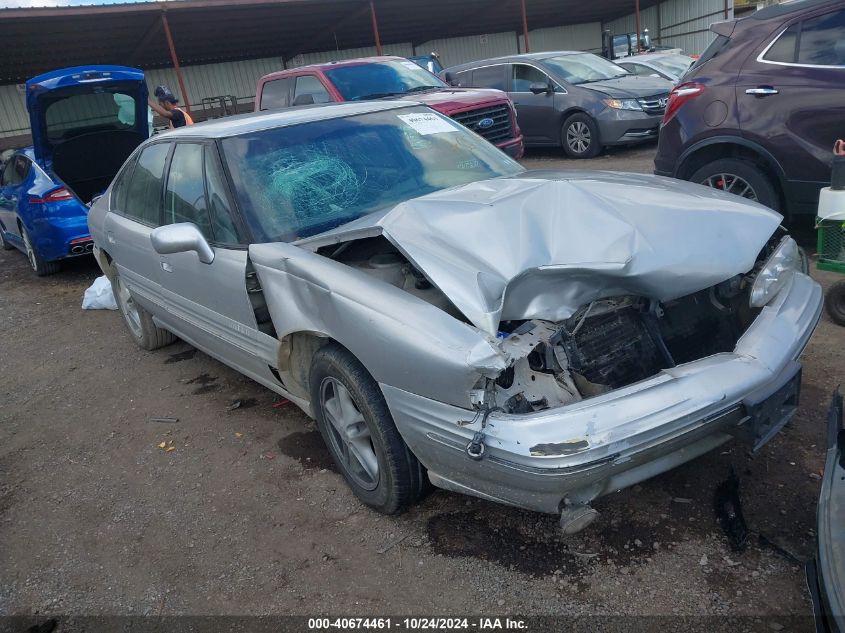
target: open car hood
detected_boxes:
[298,171,782,336]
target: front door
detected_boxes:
[153,141,278,384]
[508,63,563,144]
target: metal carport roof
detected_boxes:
[0,0,659,84]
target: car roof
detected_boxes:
[444,51,587,72]
[751,0,841,20]
[157,100,417,140]
[260,56,407,80]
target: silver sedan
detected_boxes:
[88,101,822,532]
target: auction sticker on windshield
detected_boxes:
[397,113,458,135]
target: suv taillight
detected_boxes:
[663,82,705,124]
[30,187,74,203]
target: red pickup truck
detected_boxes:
[255,56,524,158]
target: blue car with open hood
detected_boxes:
[0,66,149,275]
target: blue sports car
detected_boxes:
[0,66,149,275]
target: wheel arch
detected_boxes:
[676,137,787,207]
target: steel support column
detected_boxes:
[520,0,530,53]
[634,0,641,52]
[161,12,191,114]
[369,0,383,56]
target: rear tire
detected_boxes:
[690,158,780,212]
[20,223,60,276]
[111,265,176,350]
[825,281,845,327]
[309,343,427,514]
[562,113,601,159]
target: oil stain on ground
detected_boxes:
[165,348,197,364]
[427,508,677,579]
[277,430,336,472]
[186,373,220,395]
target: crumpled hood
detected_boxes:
[300,171,782,336]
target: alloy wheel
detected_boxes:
[700,173,758,201]
[566,121,591,155]
[320,376,379,490]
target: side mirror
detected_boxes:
[150,223,214,264]
[529,82,551,95]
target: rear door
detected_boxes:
[104,141,170,316]
[153,141,278,382]
[737,7,845,211]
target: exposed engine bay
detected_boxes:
[322,235,765,414]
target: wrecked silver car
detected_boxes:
[88,102,822,532]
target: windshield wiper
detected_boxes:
[352,92,404,100]
[404,85,443,93]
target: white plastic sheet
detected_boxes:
[81,275,118,311]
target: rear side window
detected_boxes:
[798,9,845,66]
[292,75,331,105]
[260,78,291,110]
[2,156,30,186]
[693,34,730,68]
[764,24,799,62]
[164,143,212,239]
[110,156,135,211]
[471,65,507,90]
[124,143,169,226]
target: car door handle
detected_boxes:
[106,231,116,244]
[745,87,779,96]
[160,260,173,273]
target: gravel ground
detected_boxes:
[1,144,842,627]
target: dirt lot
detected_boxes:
[1,143,843,627]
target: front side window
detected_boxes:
[511,64,550,92]
[471,65,507,90]
[204,145,240,244]
[124,143,170,226]
[221,107,523,242]
[324,60,447,101]
[540,54,629,85]
[293,75,332,105]
[164,143,212,239]
[260,78,291,110]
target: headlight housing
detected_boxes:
[749,236,800,308]
[603,98,642,111]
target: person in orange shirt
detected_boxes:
[149,85,194,129]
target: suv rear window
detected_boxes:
[692,34,731,69]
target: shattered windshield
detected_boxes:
[324,60,447,100]
[541,53,630,84]
[221,107,523,242]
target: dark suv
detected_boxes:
[654,0,845,215]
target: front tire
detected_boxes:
[826,281,845,327]
[111,265,176,350]
[690,158,780,212]
[20,223,60,276]
[309,344,426,514]
[562,113,601,159]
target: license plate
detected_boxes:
[741,360,801,452]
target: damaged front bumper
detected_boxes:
[382,272,822,516]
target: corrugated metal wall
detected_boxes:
[608,0,732,55]
[416,31,519,67]
[0,0,731,143]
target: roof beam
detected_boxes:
[128,13,165,66]
[282,1,369,62]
